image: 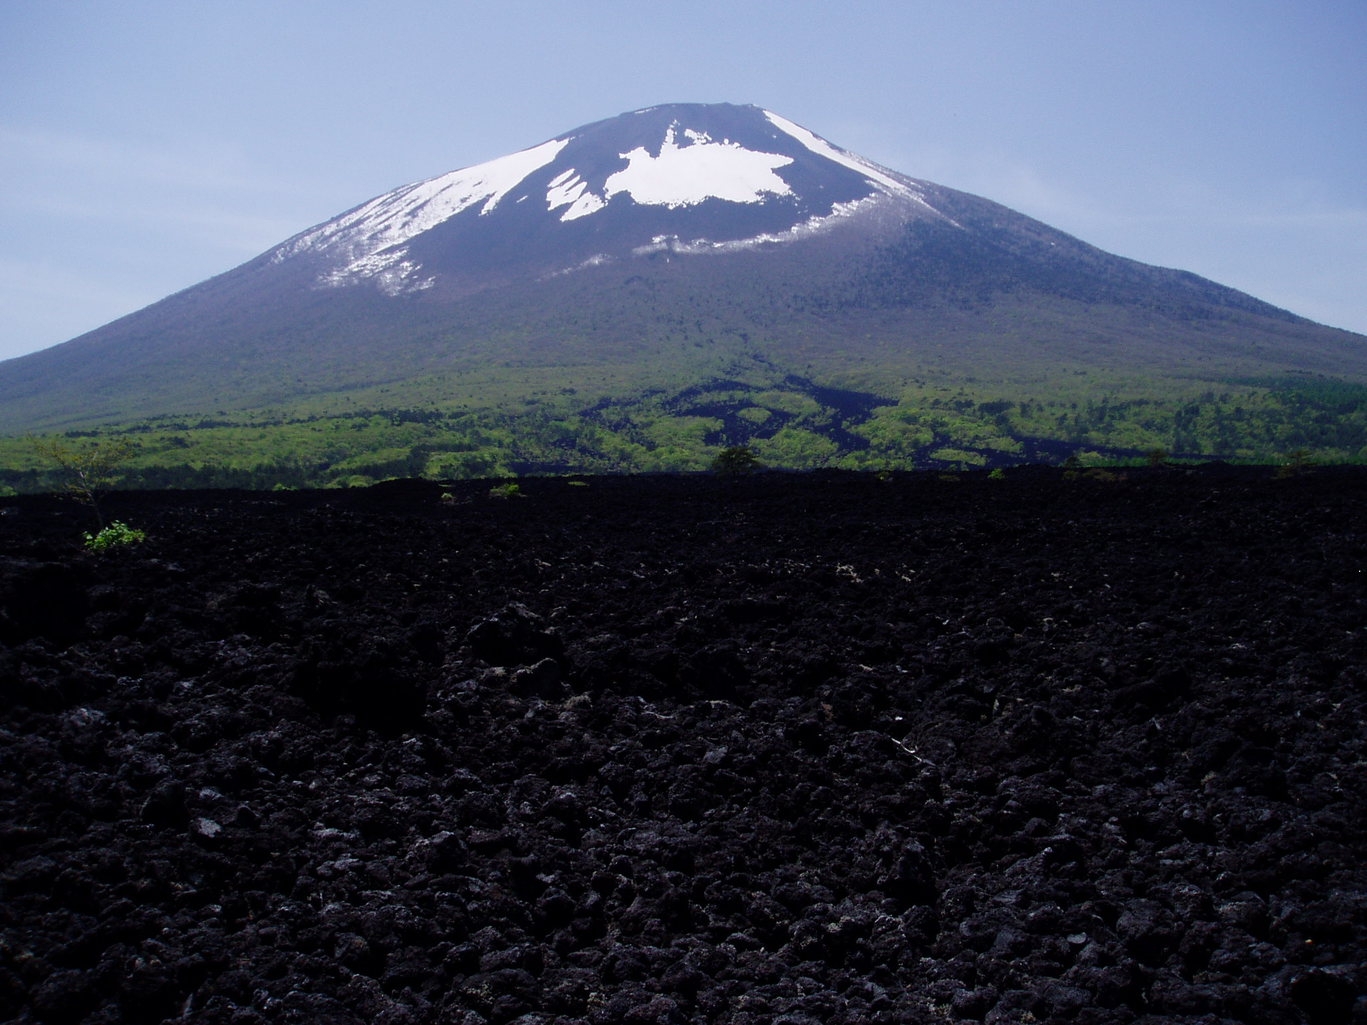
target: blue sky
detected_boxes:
[2,0,1364,363]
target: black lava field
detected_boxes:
[2,469,1365,1025]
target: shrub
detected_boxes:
[488,482,523,500]
[83,520,147,551]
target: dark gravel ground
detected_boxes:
[2,467,1365,1025]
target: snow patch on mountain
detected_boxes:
[545,170,606,221]
[764,110,932,208]
[275,137,569,290]
[547,123,795,222]
[623,196,888,261]
[601,123,794,209]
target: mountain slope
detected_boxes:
[1,102,1364,442]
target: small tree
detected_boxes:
[710,445,762,476]
[1278,448,1315,478]
[32,436,136,530]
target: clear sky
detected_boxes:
[2,0,1364,364]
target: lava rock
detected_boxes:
[1,469,1364,1024]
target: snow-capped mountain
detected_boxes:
[1,102,1364,433]
[269,103,945,297]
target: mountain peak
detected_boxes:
[272,103,940,296]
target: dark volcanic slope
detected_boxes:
[2,471,1366,1024]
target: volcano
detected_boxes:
[1,102,1364,437]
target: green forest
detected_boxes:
[3,372,1365,493]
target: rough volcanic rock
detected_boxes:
[1,468,1365,1023]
